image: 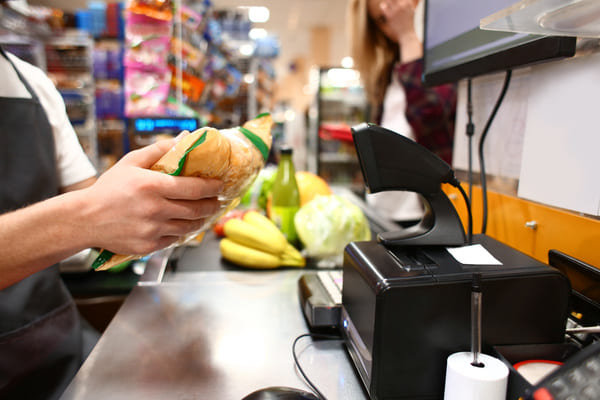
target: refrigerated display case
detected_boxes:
[45,30,98,167]
[1,5,99,168]
[307,66,369,196]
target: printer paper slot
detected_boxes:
[447,244,503,266]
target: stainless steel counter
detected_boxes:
[61,267,368,399]
[60,187,392,399]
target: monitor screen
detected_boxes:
[423,0,577,86]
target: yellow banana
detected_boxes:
[282,243,303,261]
[220,238,281,269]
[279,243,305,263]
[223,218,287,255]
[220,238,305,269]
[280,257,306,267]
[243,211,284,238]
[242,211,304,263]
[221,210,306,269]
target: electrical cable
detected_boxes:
[466,78,474,202]
[478,69,512,234]
[447,173,473,245]
[292,332,342,400]
[455,181,473,244]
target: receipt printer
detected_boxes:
[343,124,571,399]
[340,235,570,400]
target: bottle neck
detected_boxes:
[277,154,296,188]
[279,154,295,176]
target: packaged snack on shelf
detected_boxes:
[168,64,206,103]
[170,37,205,69]
[126,0,173,21]
[180,5,202,31]
[124,67,170,116]
[124,12,171,71]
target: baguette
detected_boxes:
[93,113,273,271]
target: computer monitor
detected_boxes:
[423,0,577,86]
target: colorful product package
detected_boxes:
[124,67,170,116]
[126,0,173,21]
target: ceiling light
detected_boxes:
[341,56,354,69]
[249,28,267,40]
[239,43,255,56]
[248,6,270,23]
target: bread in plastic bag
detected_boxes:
[93,113,273,271]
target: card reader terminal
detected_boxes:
[298,271,343,331]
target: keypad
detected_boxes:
[532,342,600,400]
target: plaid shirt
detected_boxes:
[381,59,457,165]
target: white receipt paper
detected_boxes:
[444,352,509,400]
[446,244,502,265]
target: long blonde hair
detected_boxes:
[348,0,399,114]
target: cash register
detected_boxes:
[337,124,571,399]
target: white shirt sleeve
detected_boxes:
[7,53,98,188]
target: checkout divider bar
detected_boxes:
[138,248,173,285]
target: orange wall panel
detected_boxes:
[443,184,600,269]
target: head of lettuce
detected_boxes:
[294,195,371,267]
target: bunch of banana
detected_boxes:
[219,210,306,269]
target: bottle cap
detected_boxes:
[279,145,293,155]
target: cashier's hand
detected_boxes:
[79,138,223,255]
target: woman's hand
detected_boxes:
[379,0,416,39]
[371,0,423,62]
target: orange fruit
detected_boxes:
[295,171,332,206]
[265,171,332,218]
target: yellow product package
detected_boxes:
[93,113,273,271]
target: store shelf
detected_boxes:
[120,2,277,132]
[1,4,100,168]
[45,30,98,167]
[308,66,368,197]
[319,153,359,164]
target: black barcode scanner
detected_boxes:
[351,123,466,247]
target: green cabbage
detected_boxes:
[240,165,276,211]
[294,195,371,265]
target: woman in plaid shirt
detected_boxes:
[348,0,457,224]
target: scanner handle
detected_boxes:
[377,191,466,247]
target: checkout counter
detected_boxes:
[59,187,393,400]
[59,123,600,399]
[58,178,600,400]
[59,203,600,400]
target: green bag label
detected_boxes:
[169,130,208,176]
[238,126,269,161]
[92,249,115,270]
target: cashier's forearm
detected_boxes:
[0,138,224,290]
[0,191,91,290]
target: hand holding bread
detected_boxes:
[93,113,273,270]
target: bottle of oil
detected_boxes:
[270,145,300,245]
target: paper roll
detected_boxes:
[443,352,509,400]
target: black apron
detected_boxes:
[0,49,97,400]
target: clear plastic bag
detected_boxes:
[93,114,272,270]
